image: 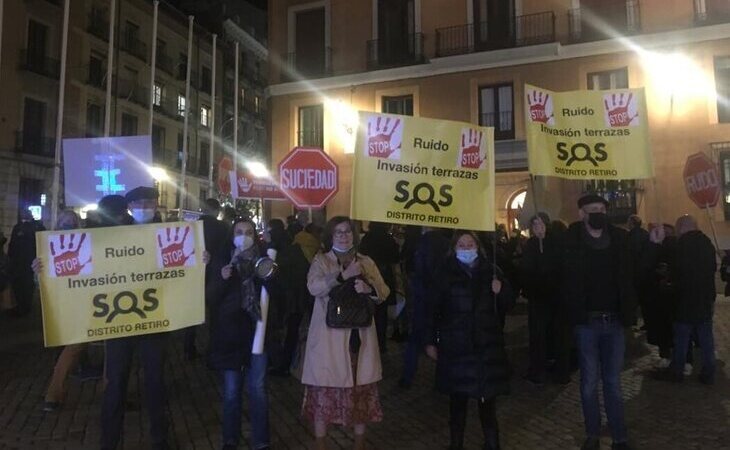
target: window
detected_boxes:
[22,98,47,154]
[178,53,187,80]
[201,66,211,92]
[200,106,210,127]
[27,20,48,65]
[588,68,628,90]
[152,124,165,162]
[18,178,44,220]
[478,83,514,140]
[89,52,104,87]
[298,104,324,147]
[86,103,103,137]
[382,95,414,115]
[254,96,260,113]
[586,68,635,222]
[121,113,137,136]
[125,21,139,41]
[715,57,730,123]
[177,94,186,117]
[200,143,210,176]
[293,7,327,76]
[153,83,162,107]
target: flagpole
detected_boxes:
[104,0,116,137]
[233,42,239,173]
[0,0,5,88]
[208,34,217,189]
[147,0,159,135]
[178,15,194,211]
[51,0,70,228]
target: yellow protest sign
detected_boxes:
[36,221,205,347]
[351,112,495,231]
[525,84,653,180]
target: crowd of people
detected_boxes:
[0,188,722,450]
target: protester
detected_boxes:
[649,215,717,384]
[359,222,401,354]
[101,186,170,450]
[627,215,649,328]
[562,194,635,450]
[287,214,304,239]
[424,230,515,450]
[207,218,271,450]
[294,223,323,263]
[264,218,311,377]
[7,208,45,317]
[521,213,570,385]
[399,226,449,388]
[301,216,389,450]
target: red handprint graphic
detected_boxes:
[604,93,639,127]
[366,115,403,160]
[50,233,92,277]
[526,90,554,125]
[458,128,486,169]
[156,226,195,268]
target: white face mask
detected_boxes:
[456,249,478,265]
[131,208,155,224]
[332,244,354,253]
[234,234,254,251]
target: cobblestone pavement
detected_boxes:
[1,296,729,450]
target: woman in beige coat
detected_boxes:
[302,216,390,450]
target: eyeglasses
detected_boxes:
[333,229,353,237]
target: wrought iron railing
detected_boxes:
[285,47,332,80]
[120,32,147,62]
[19,49,60,79]
[436,12,555,57]
[568,0,641,42]
[15,131,55,157]
[87,10,109,41]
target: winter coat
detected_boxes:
[359,229,400,304]
[426,256,515,399]
[201,214,230,303]
[670,230,716,324]
[8,220,44,278]
[561,222,636,327]
[520,234,562,302]
[293,230,321,263]
[266,242,312,329]
[301,251,390,388]
[206,250,260,371]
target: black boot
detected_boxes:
[448,426,464,450]
[483,430,500,450]
[448,394,467,450]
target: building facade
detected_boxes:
[267,0,730,239]
[0,0,267,235]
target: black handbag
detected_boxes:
[326,277,375,328]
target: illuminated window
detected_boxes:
[478,83,513,140]
[714,56,730,123]
[153,83,162,106]
[200,106,210,127]
[177,94,186,117]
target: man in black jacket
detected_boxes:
[7,208,45,316]
[562,194,634,450]
[649,214,716,384]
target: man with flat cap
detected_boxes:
[101,186,170,450]
[561,194,635,450]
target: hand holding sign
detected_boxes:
[50,233,92,277]
[367,116,403,159]
[604,93,638,127]
[157,226,195,268]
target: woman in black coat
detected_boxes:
[425,230,515,450]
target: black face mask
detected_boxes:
[587,212,608,230]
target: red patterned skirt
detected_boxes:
[302,382,383,426]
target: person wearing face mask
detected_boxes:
[301,216,389,450]
[562,194,635,450]
[100,186,170,450]
[424,230,514,450]
[207,218,271,450]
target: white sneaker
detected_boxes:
[655,358,671,369]
[684,363,693,376]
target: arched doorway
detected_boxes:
[506,189,526,233]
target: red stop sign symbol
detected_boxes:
[683,152,720,208]
[278,147,339,209]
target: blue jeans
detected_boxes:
[221,353,270,449]
[672,321,715,379]
[575,318,628,444]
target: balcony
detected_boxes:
[176,65,198,85]
[436,12,555,57]
[695,0,730,25]
[120,33,147,62]
[367,33,425,70]
[156,52,174,76]
[568,0,641,43]
[19,50,60,79]
[87,10,109,42]
[116,78,147,108]
[152,147,178,168]
[285,47,332,80]
[153,96,182,121]
[15,131,55,158]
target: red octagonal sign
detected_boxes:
[683,152,720,208]
[278,147,339,209]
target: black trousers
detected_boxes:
[11,274,34,315]
[101,333,168,449]
[528,299,571,380]
[449,394,499,449]
[374,302,388,352]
